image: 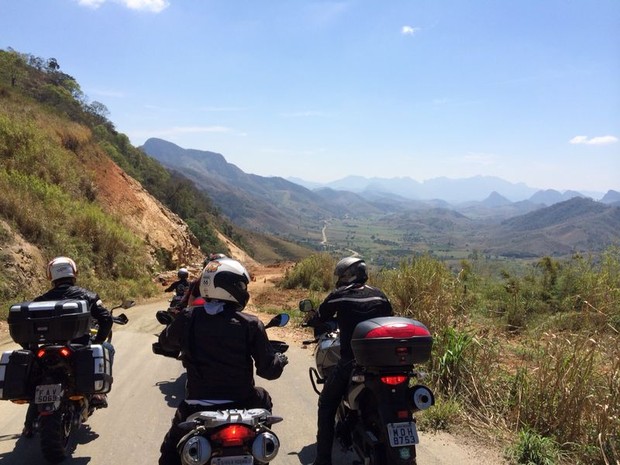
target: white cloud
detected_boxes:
[123,0,169,13]
[76,0,169,13]
[569,135,618,146]
[401,25,420,36]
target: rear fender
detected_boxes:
[362,374,413,423]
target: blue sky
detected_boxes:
[1,0,618,193]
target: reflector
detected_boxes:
[366,323,429,338]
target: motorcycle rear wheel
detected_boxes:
[362,402,416,465]
[39,407,75,463]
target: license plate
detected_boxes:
[387,421,419,447]
[35,384,63,404]
[211,456,253,465]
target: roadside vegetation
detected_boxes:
[280,250,620,465]
[0,48,240,312]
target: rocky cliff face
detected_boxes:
[85,148,203,267]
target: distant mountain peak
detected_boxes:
[482,191,511,207]
[601,189,620,205]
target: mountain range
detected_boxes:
[288,175,614,205]
[140,138,620,258]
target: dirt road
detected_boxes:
[0,297,507,464]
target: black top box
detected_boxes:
[8,300,91,345]
[351,317,433,368]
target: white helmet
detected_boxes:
[199,258,250,306]
[46,256,78,282]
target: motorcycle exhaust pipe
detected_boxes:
[410,385,435,411]
[252,431,280,462]
[179,435,212,465]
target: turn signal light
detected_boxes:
[59,347,72,358]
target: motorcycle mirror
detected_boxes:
[265,313,290,329]
[114,313,129,325]
[122,299,136,309]
[156,310,174,326]
[298,299,314,312]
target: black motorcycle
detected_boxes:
[152,312,290,464]
[1,299,132,463]
[300,299,435,465]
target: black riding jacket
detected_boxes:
[164,278,190,297]
[33,283,113,345]
[158,303,286,401]
[315,283,393,361]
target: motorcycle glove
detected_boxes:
[276,353,289,367]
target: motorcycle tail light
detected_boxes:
[381,375,408,385]
[180,435,212,465]
[397,409,410,420]
[251,431,280,462]
[59,347,72,358]
[37,347,73,358]
[211,424,255,447]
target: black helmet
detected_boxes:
[178,268,189,279]
[334,257,368,286]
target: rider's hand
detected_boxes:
[276,353,289,367]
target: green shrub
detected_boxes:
[506,428,562,465]
[279,253,335,291]
[417,397,461,431]
[375,254,464,331]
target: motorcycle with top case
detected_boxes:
[300,299,435,465]
[1,299,132,464]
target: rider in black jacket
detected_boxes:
[310,257,393,465]
[22,256,114,437]
[158,258,288,465]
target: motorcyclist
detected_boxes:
[157,257,288,465]
[309,257,393,465]
[22,256,114,437]
[175,254,228,310]
[164,267,190,297]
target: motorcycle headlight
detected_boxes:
[251,431,280,462]
[180,435,212,465]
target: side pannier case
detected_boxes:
[0,349,35,400]
[315,337,340,380]
[351,317,433,369]
[74,344,113,394]
[8,300,91,344]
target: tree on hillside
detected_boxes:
[0,49,25,87]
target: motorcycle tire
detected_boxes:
[361,400,416,465]
[39,406,75,464]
